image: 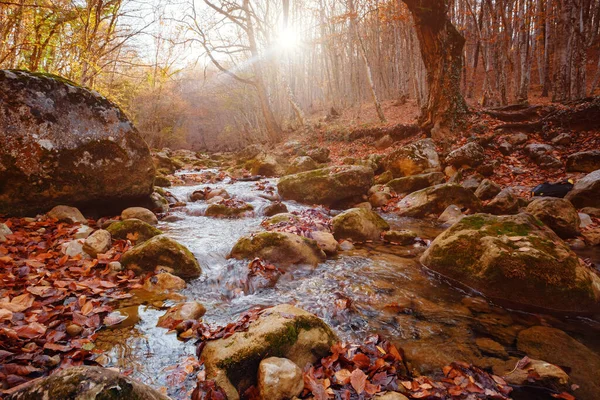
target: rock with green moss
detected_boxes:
[245,154,281,177]
[205,201,254,218]
[154,173,171,187]
[201,304,337,400]
[121,234,201,279]
[229,232,325,266]
[421,213,600,312]
[397,184,481,218]
[262,213,300,228]
[277,165,373,208]
[386,172,445,194]
[6,366,169,400]
[107,218,163,243]
[382,229,417,245]
[286,156,318,175]
[382,139,440,178]
[332,208,389,242]
[484,188,520,215]
[0,70,155,216]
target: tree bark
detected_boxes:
[401,0,468,139]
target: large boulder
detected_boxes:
[6,366,169,400]
[566,150,600,173]
[445,142,485,168]
[385,172,445,194]
[526,197,580,238]
[277,165,373,208]
[517,326,600,400]
[332,208,389,242]
[200,304,337,400]
[229,232,326,266]
[121,234,201,279]
[0,70,155,216]
[484,188,520,215]
[383,139,440,177]
[420,213,600,312]
[565,169,600,208]
[397,184,481,218]
[286,156,318,174]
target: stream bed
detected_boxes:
[95,171,600,399]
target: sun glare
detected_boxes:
[276,28,300,50]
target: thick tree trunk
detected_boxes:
[402,0,468,139]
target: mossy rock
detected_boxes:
[398,183,481,217]
[382,138,440,178]
[262,213,300,228]
[386,172,445,194]
[154,174,171,188]
[229,232,326,266]
[526,197,580,238]
[332,208,389,242]
[277,165,373,208]
[107,218,163,243]
[205,202,254,218]
[420,213,600,312]
[6,366,169,400]
[201,304,337,400]
[121,234,201,279]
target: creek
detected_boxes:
[95,170,600,399]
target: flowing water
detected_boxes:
[95,171,600,398]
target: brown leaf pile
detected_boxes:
[0,217,143,392]
[261,208,332,237]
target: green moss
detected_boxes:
[458,214,487,230]
[107,219,162,243]
[205,203,254,218]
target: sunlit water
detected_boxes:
[95,171,600,398]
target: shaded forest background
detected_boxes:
[1,0,599,150]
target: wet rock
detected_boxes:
[474,179,502,200]
[205,201,254,218]
[154,174,171,188]
[157,301,206,329]
[258,357,304,400]
[551,132,572,146]
[278,165,373,208]
[263,202,288,217]
[385,172,445,194]
[421,213,600,312]
[306,147,330,163]
[47,205,86,224]
[148,191,169,213]
[286,156,318,174]
[66,324,83,337]
[381,230,417,245]
[206,188,230,201]
[445,142,485,168]
[565,169,600,208]
[566,150,600,173]
[375,170,394,185]
[503,358,570,393]
[143,272,186,292]
[121,207,158,226]
[474,338,508,359]
[121,235,201,279]
[484,188,520,215]
[201,304,337,400]
[438,205,465,225]
[107,218,163,243]
[383,139,440,178]
[6,366,169,400]
[339,240,355,251]
[0,70,155,216]
[82,229,111,257]
[310,231,338,254]
[526,197,580,238]
[190,190,206,202]
[517,326,600,400]
[397,184,481,218]
[230,232,326,266]
[332,208,389,242]
[525,143,562,169]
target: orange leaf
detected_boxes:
[350,369,366,394]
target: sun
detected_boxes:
[276,28,300,51]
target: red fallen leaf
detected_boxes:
[43,343,73,352]
[80,301,94,316]
[449,386,464,396]
[411,391,431,398]
[0,293,35,312]
[14,322,47,339]
[2,364,41,376]
[352,353,371,368]
[552,393,576,400]
[516,356,531,369]
[334,369,352,384]
[387,343,402,361]
[466,382,485,393]
[350,369,366,394]
[0,308,13,321]
[103,312,127,326]
[364,381,380,395]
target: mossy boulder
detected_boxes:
[107,218,163,243]
[382,139,440,178]
[262,213,300,228]
[6,366,169,400]
[229,232,326,266]
[205,201,254,218]
[0,70,155,216]
[154,174,171,187]
[526,197,580,238]
[332,208,389,242]
[286,156,318,174]
[385,172,445,194]
[200,304,337,400]
[277,165,373,208]
[484,188,520,215]
[397,184,481,218]
[121,234,201,279]
[420,213,600,312]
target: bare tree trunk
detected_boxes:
[402,0,468,139]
